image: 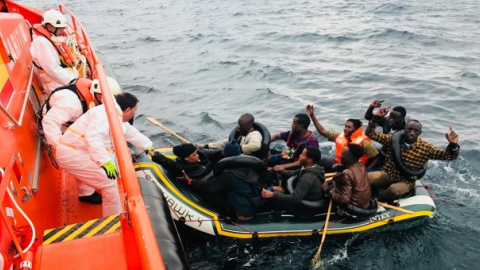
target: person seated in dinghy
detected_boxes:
[150,143,223,181]
[364,100,409,169]
[365,100,408,135]
[306,104,381,173]
[197,113,262,155]
[261,147,325,219]
[178,140,267,221]
[268,113,319,171]
[366,106,460,203]
[323,144,375,217]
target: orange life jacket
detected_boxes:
[42,78,95,120]
[334,126,371,164]
[32,24,77,68]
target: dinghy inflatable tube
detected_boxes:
[138,177,190,270]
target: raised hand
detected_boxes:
[375,104,392,117]
[445,125,459,144]
[370,99,384,108]
[306,104,315,116]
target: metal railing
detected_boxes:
[59,4,165,269]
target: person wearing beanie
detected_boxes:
[150,143,223,181]
[223,140,242,157]
[322,143,372,211]
[178,141,268,221]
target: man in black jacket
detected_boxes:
[364,100,407,134]
[150,143,223,181]
[261,147,325,218]
[180,140,266,220]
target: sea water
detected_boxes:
[24,0,480,268]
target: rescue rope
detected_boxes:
[415,184,457,211]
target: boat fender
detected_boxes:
[391,131,427,181]
[138,177,190,270]
[343,199,378,218]
[214,155,265,178]
[286,176,327,210]
[229,122,271,160]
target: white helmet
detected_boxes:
[42,10,68,28]
[90,77,122,96]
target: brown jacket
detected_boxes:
[330,162,371,209]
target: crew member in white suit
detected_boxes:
[56,92,154,216]
[30,9,79,94]
[42,77,121,149]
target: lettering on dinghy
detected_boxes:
[368,212,391,223]
[165,195,203,227]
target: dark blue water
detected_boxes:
[25,0,480,268]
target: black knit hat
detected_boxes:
[223,140,241,157]
[173,144,197,159]
[347,144,364,160]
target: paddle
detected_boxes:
[145,117,190,144]
[312,198,333,269]
[376,200,414,215]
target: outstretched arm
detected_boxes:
[365,100,384,121]
[271,133,281,142]
[306,105,327,137]
[428,125,460,160]
[365,105,392,145]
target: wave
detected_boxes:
[372,3,407,14]
[276,32,359,44]
[368,28,415,41]
[136,36,162,43]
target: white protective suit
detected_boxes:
[30,35,78,94]
[42,90,84,148]
[56,103,152,216]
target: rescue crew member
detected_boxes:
[30,9,80,94]
[41,76,121,149]
[268,113,319,171]
[366,106,459,202]
[199,113,262,155]
[56,92,154,216]
[305,104,380,172]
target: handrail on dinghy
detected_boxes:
[58,5,165,269]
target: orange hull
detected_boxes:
[0,1,170,269]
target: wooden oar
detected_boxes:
[376,200,414,214]
[312,198,333,269]
[145,117,190,144]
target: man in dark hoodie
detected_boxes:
[150,143,223,180]
[261,147,325,219]
[181,140,266,220]
[323,144,371,212]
